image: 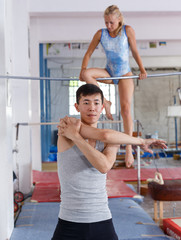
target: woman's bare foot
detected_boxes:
[104,99,113,120]
[125,145,134,168]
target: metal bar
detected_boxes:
[15,119,140,126]
[0,72,181,81]
[97,72,181,80]
[0,75,79,81]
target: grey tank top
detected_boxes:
[57,140,112,223]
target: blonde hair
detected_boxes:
[104,5,124,35]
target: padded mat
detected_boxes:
[11,199,174,240]
[107,168,181,182]
[31,180,139,202]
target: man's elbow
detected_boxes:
[101,130,111,143]
[99,163,113,174]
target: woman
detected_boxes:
[79,5,147,168]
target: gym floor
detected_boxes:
[41,155,181,222]
[12,155,181,240]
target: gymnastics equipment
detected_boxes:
[0,71,181,81]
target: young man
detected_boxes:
[52,84,167,240]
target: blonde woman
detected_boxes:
[79,5,147,168]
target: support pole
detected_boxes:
[137,120,141,194]
[174,96,178,150]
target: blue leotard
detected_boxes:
[100,25,131,84]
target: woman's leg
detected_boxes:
[118,74,134,168]
[81,68,114,120]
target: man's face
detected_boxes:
[75,93,104,126]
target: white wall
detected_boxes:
[29,13,181,42]
[1,0,32,236]
[29,17,42,171]
[0,0,14,238]
[124,12,181,40]
[28,0,181,13]
[134,71,181,142]
[11,0,32,194]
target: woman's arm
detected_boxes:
[126,25,147,80]
[80,30,102,80]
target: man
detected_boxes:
[52,84,166,240]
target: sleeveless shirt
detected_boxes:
[57,141,112,223]
[100,25,131,84]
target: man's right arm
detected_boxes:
[80,124,144,145]
[59,117,167,153]
[59,116,142,145]
[80,123,167,153]
[58,117,119,173]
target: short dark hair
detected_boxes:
[76,84,104,104]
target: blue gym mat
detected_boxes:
[109,198,174,240]
[10,199,174,240]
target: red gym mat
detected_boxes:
[31,183,60,202]
[163,217,181,239]
[32,171,60,202]
[32,170,59,184]
[33,168,181,185]
[107,180,138,198]
[31,170,138,202]
[31,168,181,202]
[31,180,137,202]
[107,168,181,182]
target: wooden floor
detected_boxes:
[42,162,57,171]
